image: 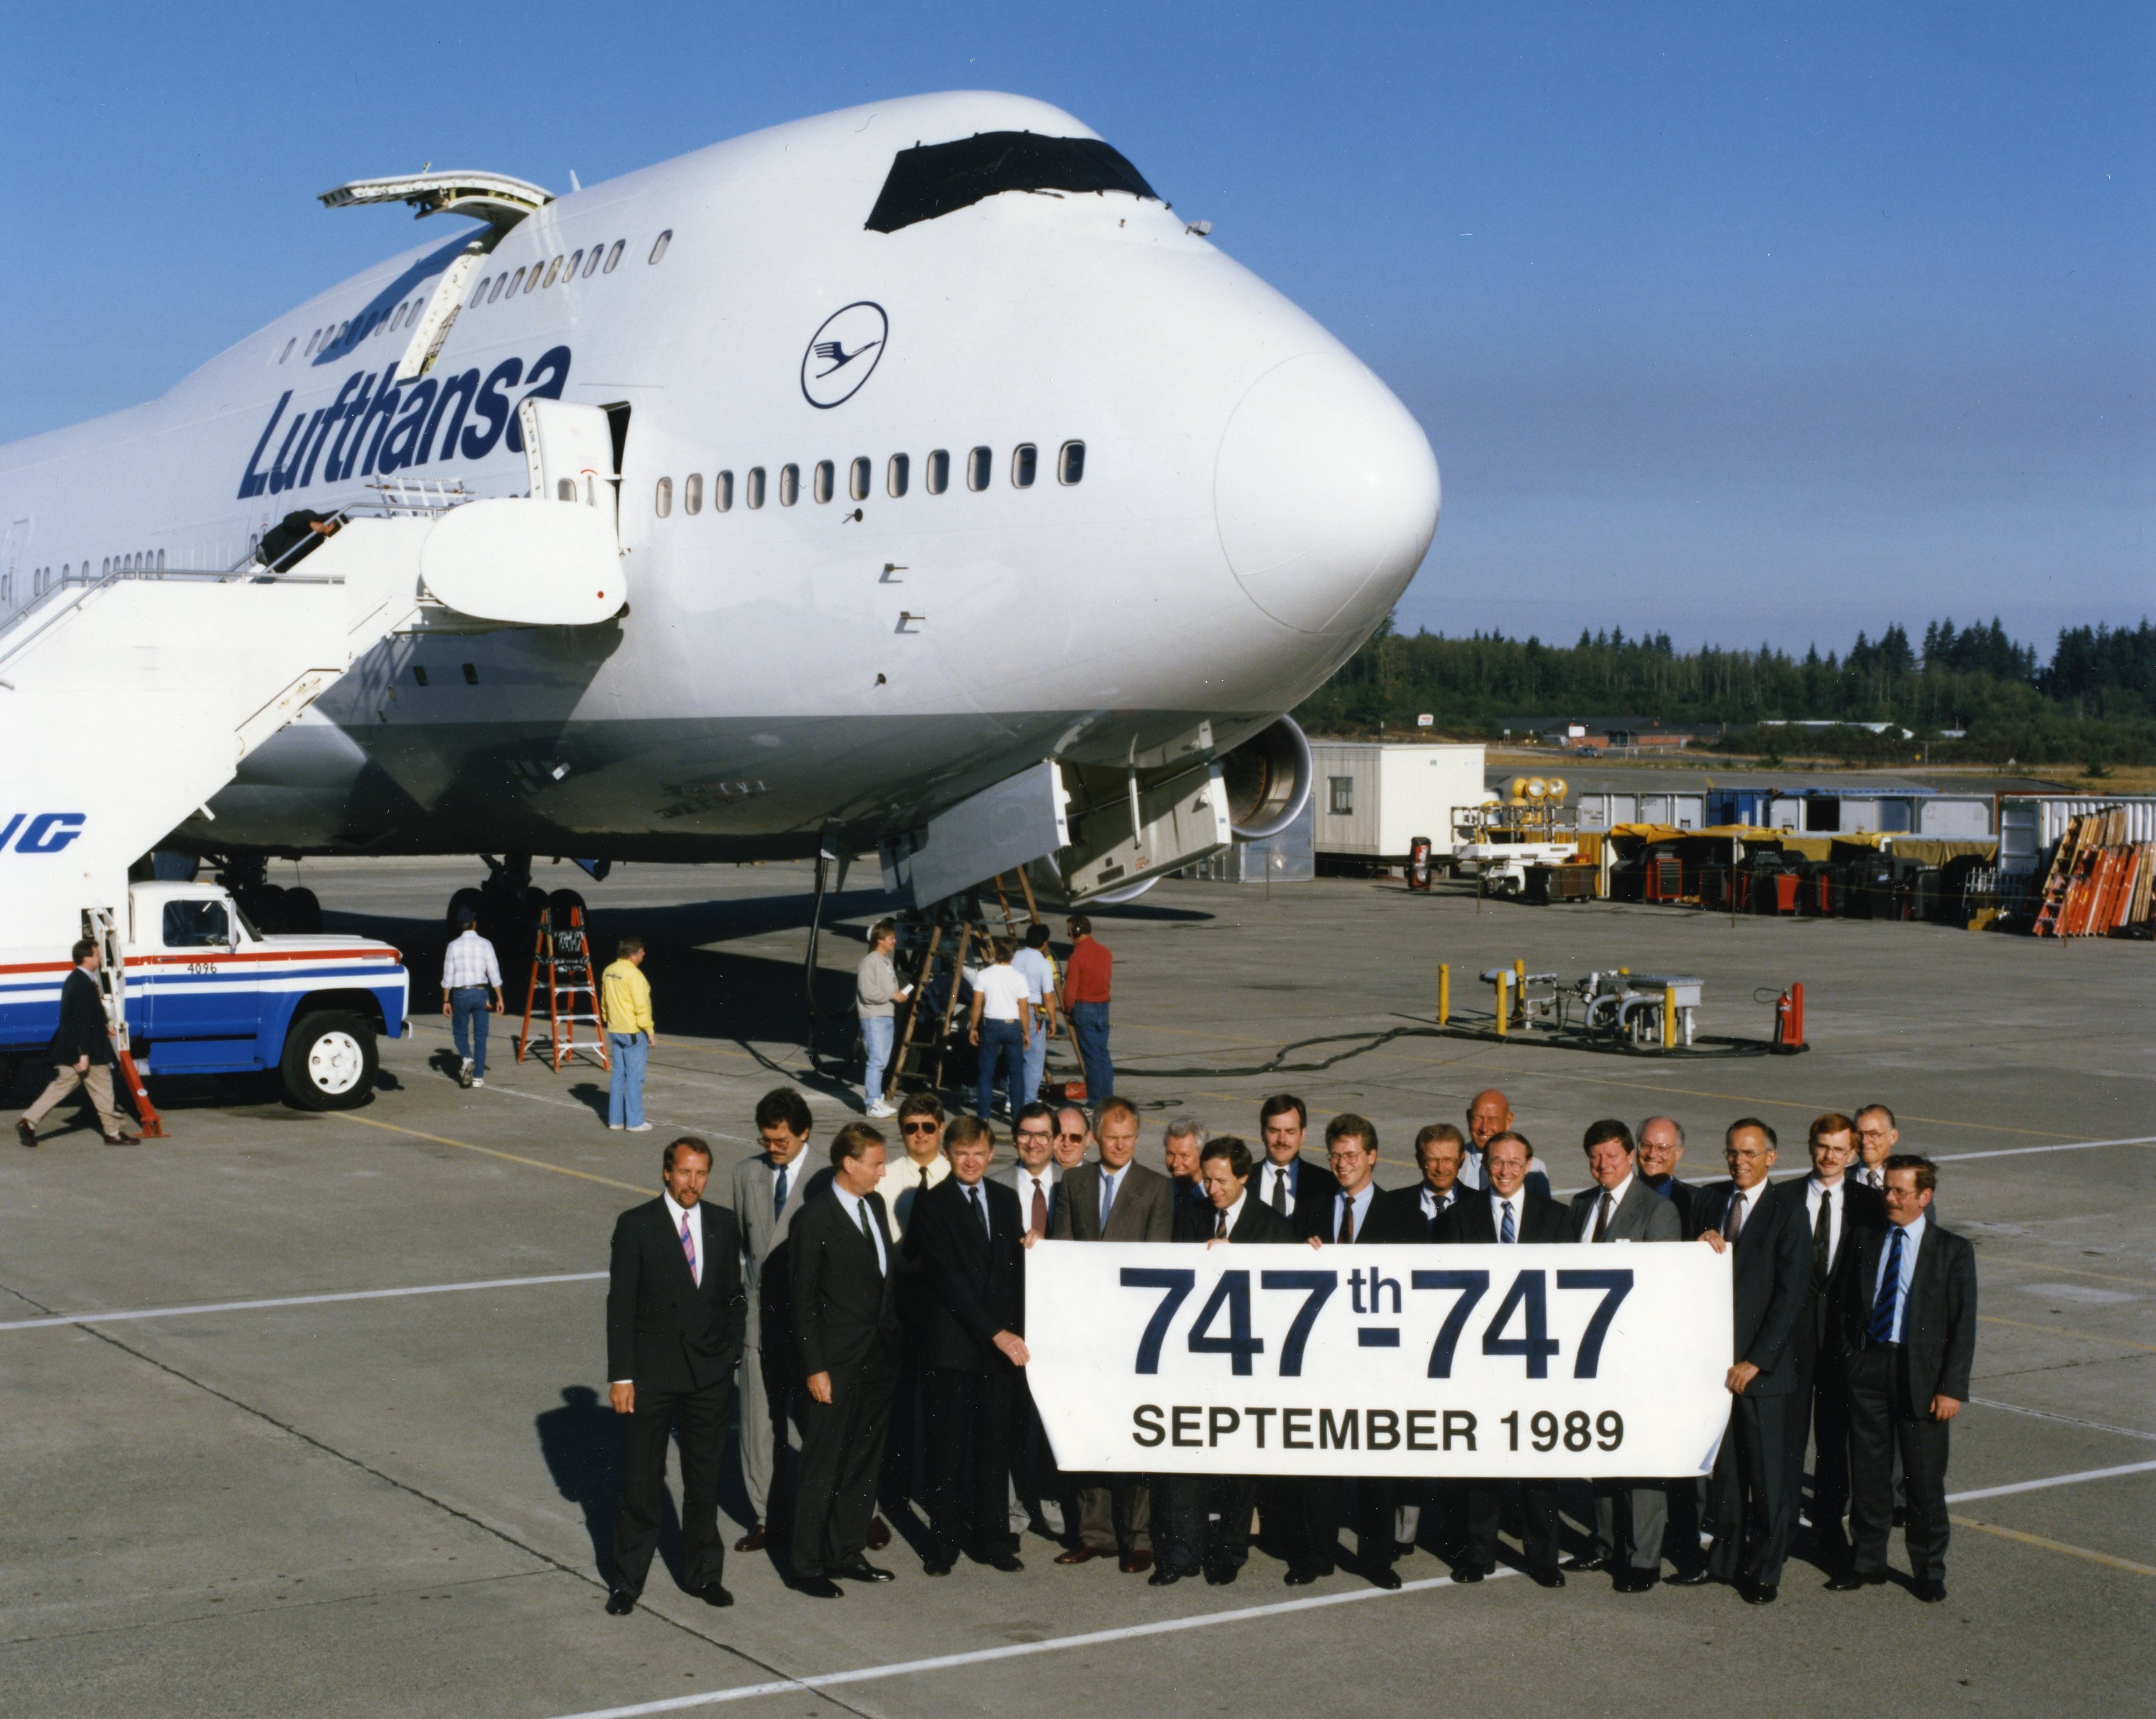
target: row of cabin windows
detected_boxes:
[652,441,1084,518]
[4,549,165,604]
[277,231,672,363]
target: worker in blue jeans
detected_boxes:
[600,936,655,1131]
[1062,917,1113,1101]
[966,936,1034,1121]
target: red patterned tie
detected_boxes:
[680,1215,698,1285]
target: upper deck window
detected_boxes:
[865,131,1159,233]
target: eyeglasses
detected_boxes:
[1054,1131,1086,1142]
[1016,1127,1052,1141]
[902,1121,940,1135]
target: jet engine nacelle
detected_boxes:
[1220,715,1313,841]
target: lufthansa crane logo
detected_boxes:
[800,302,888,409]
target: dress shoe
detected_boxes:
[1204,1565,1238,1587]
[1824,1571,1885,1592]
[1615,1570,1660,1593]
[1742,1582,1778,1605]
[1054,1545,1099,1565]
[790,1575,843,1599]
[695,1584,734,1607]
[734,1525,767,1554]
[1367,1566,1402,1591]
[1914,1578,1948,1604]
[1530,1568,1566,1589]
[982,1554,1023,1573]
[103,1132,140,1146]
[17,1119,38,1148]
[1451,1562,1488,1584]
[865,1516,893,1551]
[835,1559,895,1584]
[1283,1564,1323,1586]
[1561,1552,1609,1573]
[1395,1540,1418,1559]
[922,1557,953,1577]
[605,1586,636,1615]
[1147,1567,1184,1587]
[1666,1568,1719,1588]
[1119,1550,1153,1574]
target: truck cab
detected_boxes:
[1,882,408,1111]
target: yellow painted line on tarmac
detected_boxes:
[1950,1516,2156,1578]
[335,1113,648,1194]
[1978,1314,2156,1354]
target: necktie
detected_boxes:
[968,1183,989,1234]
[1500,1199,1516,1244]
[1592,1190,1612,1243]
[1812,1190,1833,1290]
[1338,1196,1355,1245]
[773,1164,789,1217]
[1214,1207,1227,1239]
[1029,1176,1048,1239]
[1100,1172,1115,1233]
[1270,1167,1288,1214]
[680,1214,699,1285]
[1869,1224,1905,1343]
[1724,1189,1746,1242]
[857,1196,877,1256]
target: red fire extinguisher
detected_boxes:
[1771,981,1808,1054]
[1406,836,1433,892]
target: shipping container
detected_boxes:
[1998,796,2156,874]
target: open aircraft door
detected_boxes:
[520,398,619,525]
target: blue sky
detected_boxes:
[3,1,2148,653]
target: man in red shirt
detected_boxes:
[1062,915,1113,1102]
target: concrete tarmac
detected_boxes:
[2,859,2150,1718]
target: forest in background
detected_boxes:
[1294,617,2156,767]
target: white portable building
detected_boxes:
[1308,742,1488,861]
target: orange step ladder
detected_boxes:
[516,906,611,1071]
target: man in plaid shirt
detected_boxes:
[441,907,504,1088]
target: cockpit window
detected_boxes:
[866,131,1159,233]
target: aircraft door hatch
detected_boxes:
[521,399,620,533]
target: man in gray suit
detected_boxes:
[1049,1096,1174,1570]
[1565,1117,1683,1591]
[729,1087,818,1554]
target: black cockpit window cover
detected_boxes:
[866,131,1160,233]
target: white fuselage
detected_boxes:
[0,92,1439,863]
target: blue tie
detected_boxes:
[772,1164,788,1217]
[1869,1225,1905,1344]
[1500,1199,1516,1244]
[1100,1172,1115,1233]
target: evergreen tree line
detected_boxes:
[1295,616,2156,765]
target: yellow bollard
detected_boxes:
[1438,962,1451,1026]
[1494,971,1510,1037]
[1662,985,1678,1051]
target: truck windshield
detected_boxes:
[866,131,1159,233]
[163,900,232,948]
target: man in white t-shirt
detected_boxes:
[1011,924,1060,1112]
[966,937,1034,1121]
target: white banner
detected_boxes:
[1025,1242,1732,1478]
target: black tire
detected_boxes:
[283,886,323,935]
[282,1011,378,1111]
[546,887,588,927]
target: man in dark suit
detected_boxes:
[904,1115,1029,1575]
[1005,1101,1065,1537]
[1154,1135,1295,1587]
[17,936,137,1146]
[1050,1096,1174,1569]
[1281,1114,1429,1589]
[1461,1089,1554,1200]
[1163,1116,1215,1241]
[1796,1112,1887,1573]
[1672,1117,1813,1604]
[1251,1093,1338,1224]
[1386,1122,1470,1561]
[788,1121,904,1596]
[1637,1115,1702,1233]
[604,1136,748,1615]
[1565,1119,1683,1591]
[1828,1155,1976,1604]
[1438,1130,1573,1586]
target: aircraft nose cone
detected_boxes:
[1215,351,1440,635]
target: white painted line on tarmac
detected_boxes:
[543,1454,2156,1719]
[0,1271,606,1333]
[1971,1398,2156,1443]
[1934,1134,2156,1162]
[543,1568,1519,1719]
[1947,1459,2156,1503]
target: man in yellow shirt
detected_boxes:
[602,937,657,1132]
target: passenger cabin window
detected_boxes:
[278,337,296,363]
[305,329,323,355]
[163,899,231,949]
[543,255,564,287]
[849,457,871,502]
[779,464,800,506]
[967,446,991,491]
[650,230,673,264]
[888,453,910,497]
[566,248,584,278]
[866,131,1161,233]
[684,472,703,514]
[926,449,950,494]
[413,665,429,686]
[714,470,734,512]
[1059,440,1086,484]
[584,248,603,278]
[745,466,766,509]
[1329,777,1354,815]
[1011,443,1038,487]
[814,461,835,504]
[654,476,673,518]
[603,239,625,273]
[472,277,492,305]
[557,478,577,500]
[524,266,543,294]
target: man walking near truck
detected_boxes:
[441,906,504,1088]
[17,938,137,1146]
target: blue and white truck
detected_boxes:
[1,879,408,1111]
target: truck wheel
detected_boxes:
[282,1012,378,1110]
